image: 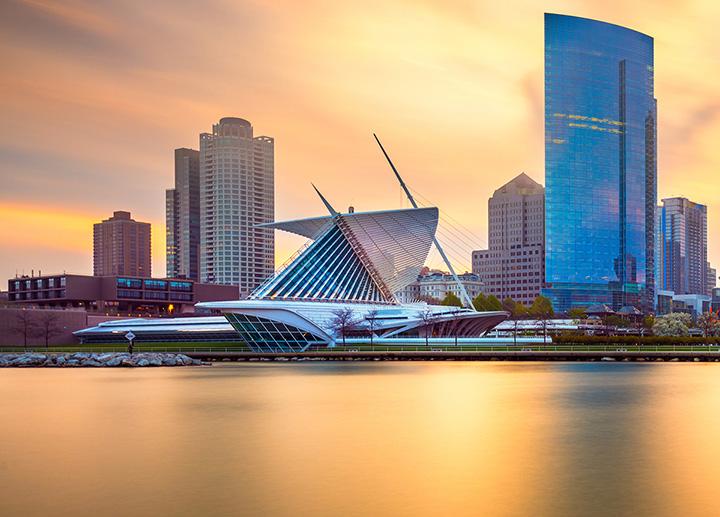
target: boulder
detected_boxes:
[82,359,103,367]
[105,356,123,367]
[136,358,150,367]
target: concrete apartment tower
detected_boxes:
[93,211,151,277]
[199,117,274,295]
[472,173,545,307]
[658,197,708,296]
[166,148,200,280]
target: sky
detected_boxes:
[1,0,719,284]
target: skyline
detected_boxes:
[1,1,720,284]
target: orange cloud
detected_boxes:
[0,0,719,284]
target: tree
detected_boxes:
[441,292,463,307]
[502,297,517,314]
[417,308,436,347]
[507,300,527,346]
[652,313,692,337]
[568,307,587,321]
[8,310,40,350]
[486,295,503,311]
[330,308,357,346]
[37,312,64,349]
[697,311,720,337]
[365,308,380,346]
[447,307,464,347]
[530,296,554,344]
[472,293,488,311]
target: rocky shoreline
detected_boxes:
[0,352,207,368]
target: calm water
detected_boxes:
[1,362,720,516]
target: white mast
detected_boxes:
[373,134,476,310]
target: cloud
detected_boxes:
[0,0,719,282]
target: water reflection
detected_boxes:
[1,363,719,516]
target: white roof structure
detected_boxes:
[252,206,439,304]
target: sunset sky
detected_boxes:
[1,0,719,283]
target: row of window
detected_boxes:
[116,278,193,291]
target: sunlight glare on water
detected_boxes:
[1,362,720,516]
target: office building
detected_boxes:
[472,173,544,307]
[7,273,237,315]
[657,197,708,296]
[543,14,657,312]
[396,271,484,304]
[166,148,200,280]
[93,211,151,277]
[655,290,711,317]
[199,117,274,295]
[706,263,716,296]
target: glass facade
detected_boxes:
[543,13,657,312]
[225,313,324,353]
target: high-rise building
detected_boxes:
[708,264,717,296]
[471,173,545,307]
[199,117,274,295]
[166,148,200,280]
[657,197,708,296]
[543,14,657,313]
[93,211,151,277]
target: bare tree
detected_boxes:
[8,310,40,351]
[37,312,64,349]
[330,308,357,347]
[417,308,436,347]
[529,296,554,344]
[365,308,380,346]
[449,308,463,347]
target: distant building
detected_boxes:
[7,273,237,315]
[199,117,274,295]
[93,211,151,277]
[166,148,200,280]
[396,271,484,304]
[658,197,708,296]
[543,14,657,313]
[472,173,544,307]
[656,289,711,317]
[707,263,716,296]
[711,288,720,313]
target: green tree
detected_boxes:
[530,296,554,343]
[652,313,692,337]
[502,297,516,314]
[486,295,503,311]
[441,292,463,307]
[472,293,488,311]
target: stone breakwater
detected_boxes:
[0,352,206,368]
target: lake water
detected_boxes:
[1,362,720,516]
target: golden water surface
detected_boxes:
[1,362,720,516]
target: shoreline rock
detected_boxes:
[0,352,207,368]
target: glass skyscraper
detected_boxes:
[543,14,657,312]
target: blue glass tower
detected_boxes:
[543,14,657,313]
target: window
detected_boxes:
[144,279,167,290]
[117,278,142,289]
[169,281,193,292]
[117,289,143,299]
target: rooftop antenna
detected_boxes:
[373,133,475,310]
